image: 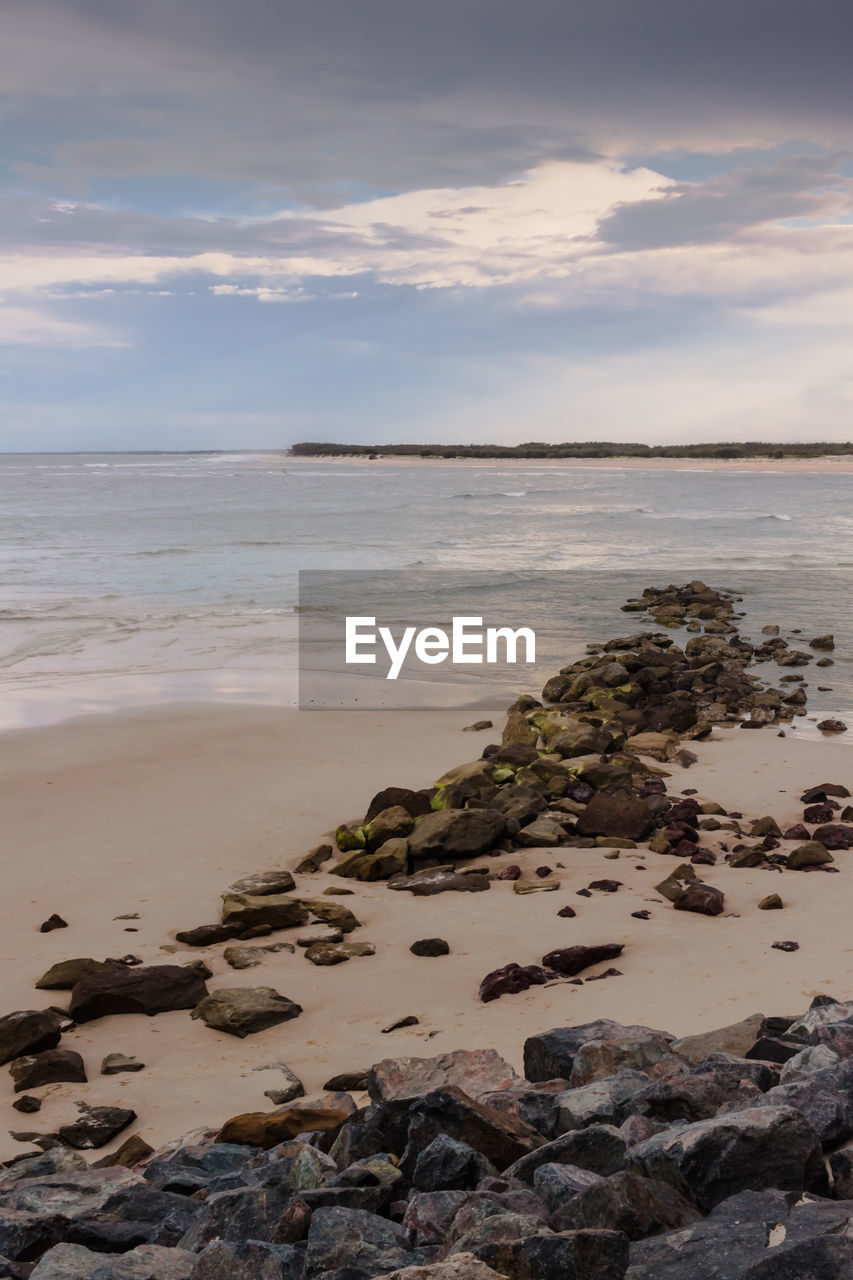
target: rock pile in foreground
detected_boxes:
[7,998,853,1278]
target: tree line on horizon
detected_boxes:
[289,440,853,460]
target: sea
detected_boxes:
[1,451,852,732]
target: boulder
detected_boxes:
[550,1169,702,1239]
[569,1031,687,1086]
[405,1086,545,1169]
[29,1243,195,1279]
[69,966,208,1022]
[524,1021,673,1082]
[304,940,375,966]
[365,806,415,850]
[218,1093,356,1148]
[479,963,553,1002]
[541,944,624,978]
[369,1049,519,1105]
[36,958,125,990]
[174,924,241,947]
[304,1205,413,1277]
[101,1054,144,1076]
[58,1103,137,1149]
[673,883,725,916]
[298,899,361,933]
[533,1162,605,1211]
[187,1240,305,1279]
[411,938,451,957]
[389,870,491,896]
[785,842,834,869]
[626,1105,824,1212]
[10,1049,87,1091]
[673,1013,765,1063]
[504,1125,628,1182]
[557,1071,652,1130]
[411,1135,497,1191]
[191,988,302,1037]
[333,841,408,881]
[365,787,433,822]
[0,1009,64,1065]
[227,870,295,896]
[408,810,505,860]
[576,793,654,841]
[220,893,309,931]
[372,1255,505,1280]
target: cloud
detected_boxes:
[0,302,122,346]
[5,0,853,197]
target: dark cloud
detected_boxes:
[598,153,852,249]
[4,0,853,197]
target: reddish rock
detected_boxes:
[673,883,725,916]
[541,943,624,977]
[479,963,553,1003]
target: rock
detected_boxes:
[758,894,783,910]
[406,1086,544,1169]
[333,841,409,881]
[220,893,309,931]
[36,958,127,989]
[58,1103,137,1149]
[411,938,451,957]
[532,1162,605,1211]
[298,899,362,933]
[69,965,209,1022]
[479,963,552,1002]
[810,634,835,650]
[474,1229,630,1280]
[29,1243,195,1279]
[324,1070,369,1091]
[10,1049,87,1091]
[550,1169,702,1239]
[818,719,848,733]
[174,924,241,947]
[524,1020,671,1082]
[255,1062,305,1103]
[779,1045,839,1083]
[408,809,506,860]
[369,1049,519,1106]
[576,792,655,841]
[569,1031,687,1087]
[13,1094,42,1113]
[772,940,799,953]
[227,870,296,896]
[541,944,624,977]
[464,721,494,733]
[750,817,782,838]
[389,870,491,896]
[39,914,68,933]
[673,1014,765,1063]
[94,1134,154,1169]
[304,940,375,966]
[411,1135,497,1191]
[187,1240,305,1280]
[514,817,567,847]
[223,942,294,968]
[372,1255,505,1280]
[812,823,853,850]
[218,1093,356,1147]
[626,1105,824,1212]
[192,988,302,1037]
[504,1125,628,1182]
[786,841,834,869]
[557,1071,652,1130]
[101,1053,144,1075]
[365,806,415,850]
[673,883,725,916]
[365,787,433,823]
[383,1016,420,1032]
[558,905,578,917]
[0,1010,64,1065]
[295,844,334,873]
[304,1205,413,1278]
[513,880,561,895]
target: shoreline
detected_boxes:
[2,699,852,1162]
[289,454,853,474]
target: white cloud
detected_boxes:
[0,302,124,346]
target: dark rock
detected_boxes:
[541,944,624,978]
[221,893,310,931]
[174,924,241,947]
[558,906,578,918]
[504,1125,627,1182]
[817,719,848,733]
[389,870,491,896]
[12,1096,41,1114]
[626,1105,825,1212]
[94,1135,154,1169]
[533,1162,605,1212]
[100,1054,144,1075]
[812,823,853,850]
[191,988,302,1037]
[29,1242,195,1278]
[772,941,799,953]
[474,1227,630,1280]
[10,1049,87,1092]
[524,1021,670,1083]
[405,1086,545,1170]
[411,1135,498,1191]
[0,1010,64,1066]
[304,1205,413,1278]
[576,793,655,841]
[408,809,506,860]
[188,1240,305,1280]
[294,844,334,874]
[496,865,522,881]
[383,1015,420,1033]
[365,787,432,823]
[758,894,783,910]
[479,963,552,1003]
[69,966,209,1022]
[786,841,834,869]
[673,883,725,916]
[58,1103,137,1149]
[39,915,68,934]
[550,1169,702,1239]
[411,938,450,957]
[324,1071,369,1092]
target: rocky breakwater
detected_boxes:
[6,999,853,1277]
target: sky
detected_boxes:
[4,0,853,450]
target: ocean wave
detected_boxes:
[129,547,194,557]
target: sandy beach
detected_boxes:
[2,698,852,1163]
[312,454,853,474]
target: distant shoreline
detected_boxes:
[290,453,853,473]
